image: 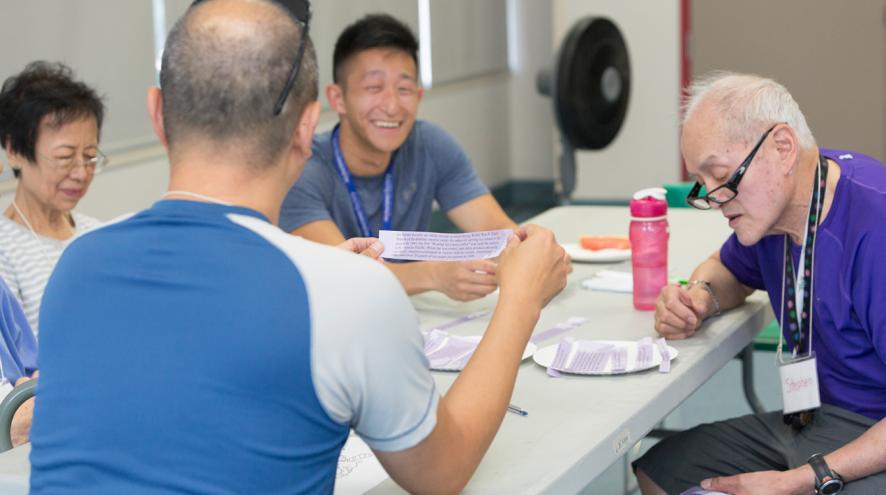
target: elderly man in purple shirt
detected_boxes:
[633,72,886,495]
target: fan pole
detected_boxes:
[558,135,576,205]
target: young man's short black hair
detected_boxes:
[0,61,104,177]
[333,14,419,84]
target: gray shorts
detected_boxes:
[633,404,886,494]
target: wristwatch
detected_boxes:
[808,453,844,494]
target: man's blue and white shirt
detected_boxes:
[30,200,437,494]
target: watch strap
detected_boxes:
[808,453,838,486]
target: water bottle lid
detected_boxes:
[630,187,668,218]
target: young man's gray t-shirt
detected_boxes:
[279,120,489,237]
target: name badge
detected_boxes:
[779,354,821,414]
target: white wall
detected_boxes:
[1,0,556,221]
[507,0,556,182]
[420,76,513,187]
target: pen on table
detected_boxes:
[507,404,528,416]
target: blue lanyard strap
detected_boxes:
[331,125,395,238]
[782,156,828,355]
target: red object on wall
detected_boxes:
[679,0,691,181]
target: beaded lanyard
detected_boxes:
[778,155,829,359]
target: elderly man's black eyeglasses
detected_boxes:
[189,0,311,116]
[686,124,779,210]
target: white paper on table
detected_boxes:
[636,337,654,369]
[334,434,389,494]
[581,270,632,293]
[378,230,512,261]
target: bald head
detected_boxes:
[160,0,318,167]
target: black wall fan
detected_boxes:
[537,17,631,202]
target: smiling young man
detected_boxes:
[279,14,518,302]
[634,72,886,495]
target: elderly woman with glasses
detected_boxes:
[0,61,104,336]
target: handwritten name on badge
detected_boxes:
[784,376,813,394]
[779,356,821,414]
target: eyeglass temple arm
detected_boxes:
[272,15,311,116]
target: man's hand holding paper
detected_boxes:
[336,237,385,261]
[430,259,499,302]
[377,229,514,301]
[498,224,569,310]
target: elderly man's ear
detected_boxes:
[771,124,800,176]
[147,87,168,149]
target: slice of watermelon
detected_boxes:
[579,235,631,251]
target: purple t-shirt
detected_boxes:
[720,149,886,421]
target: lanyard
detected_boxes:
[777,155,828,361]
[331,125,395,238]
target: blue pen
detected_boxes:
[507,404,528,416]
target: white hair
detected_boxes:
[682,71,816,150]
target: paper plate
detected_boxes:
[428,336,537,372]
[532,340,677,375]
[562,243,631,263]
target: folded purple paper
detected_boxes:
[637,337,654,369]
[530,316,588,344]
[547,338,616,376]
[544,337,672,376]
[423,311,491,333]
[611,346,628,372]
[423,330,477,370]
[655,337,671,373]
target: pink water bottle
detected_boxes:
[629,188,669,310]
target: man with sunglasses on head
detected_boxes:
[28,1,569,494]
[280,14,520,303]
[633,72,886,494]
